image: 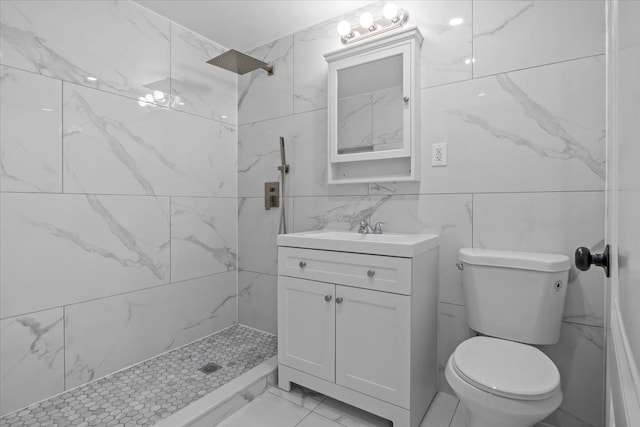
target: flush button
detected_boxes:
[554,280,562,292]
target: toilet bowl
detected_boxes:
[445,336,562,427]
[447,248,571,427]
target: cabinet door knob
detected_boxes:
[299,261,307,268]
[367,269,376,278]
[403,96,410,103]
[324,295,332,302]
[336,297,344,304]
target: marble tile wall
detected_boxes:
[0,0,238,415]
[236,1,606,426]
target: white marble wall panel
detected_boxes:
[337,93,373,153]
[171,197,237,283]
[438,303,473,395]
[293,195,391,233]
[238,198,292,276]
[63,84,236,197]
[402,0,473,87]
[170,23,236,124]
[371,194,472,305]
[238,271,277,335]
[0,308,64,415]
[0,193,170,318]
[0,66,62,193]
[238,36,293,125]
[541,323,605,427]
[473,0,605,77]
[238,110,366,198]
[0,0,171,102]
[292,1,473,115]
[420,56,605,194]
[64,272,236,389]
[473,191,605,327]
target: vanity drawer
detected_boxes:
[278,247,412,295]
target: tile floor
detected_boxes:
[218,386,469,427]
[0,325,277,427]
[219,386,557,427]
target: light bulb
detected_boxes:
[153,90,165,101]
[138,96,147,107]
[359,12,374,29]
[145,94,154,103]
[383,3,399,20]
[337,20,352,36]
[449,17,464,26]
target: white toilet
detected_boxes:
[445,248,571,427]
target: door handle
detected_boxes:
[575,245,610,277]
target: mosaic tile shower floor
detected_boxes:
[0,325,277,427]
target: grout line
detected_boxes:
[447,400,461,427]
[62,306,66,391]
[294,410,315,427]
[471,193,475,247]
[0,271,235,321]
[471,0,474,79]
[169,195,172,284]
[233,189,605,200]
[238,106,327,128]
[469,53,605,83]
[0,64,234,126]
[61,81,64,194]
[0,190,238,198]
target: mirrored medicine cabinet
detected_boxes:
[324,26,423,184]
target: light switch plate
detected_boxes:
[432,143,447,166]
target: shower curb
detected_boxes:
[155,356,277,427]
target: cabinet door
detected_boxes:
[335,285,411,408]
[278,276,335,381]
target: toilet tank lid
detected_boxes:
[459,248,570,272]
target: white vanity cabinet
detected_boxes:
[277,232,439,427]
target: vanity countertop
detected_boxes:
[277,230,439,258]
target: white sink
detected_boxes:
[277,230,439,257]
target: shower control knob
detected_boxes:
[324,295,332,302]
[299,261,307,268]
[575,245,610,278]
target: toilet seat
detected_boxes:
[451,336,560,401]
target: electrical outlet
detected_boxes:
[432,143,447,166]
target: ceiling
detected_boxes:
[136,1,375,51]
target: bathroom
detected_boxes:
[0,0,638,426]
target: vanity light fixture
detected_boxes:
[337,2,409,45]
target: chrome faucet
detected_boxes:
[358,220,373,234]
[372,221,385,234]
[358,220,384,234]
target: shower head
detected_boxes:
[206,49,274,76]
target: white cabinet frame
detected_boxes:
[325,26,423,184]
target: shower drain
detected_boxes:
[199,362,223,374]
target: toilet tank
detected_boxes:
[458,248,571,345]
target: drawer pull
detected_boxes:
[299,261,307,268]
[324,295,332,302]
[336,297,344,304]
[367,269,376,278]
